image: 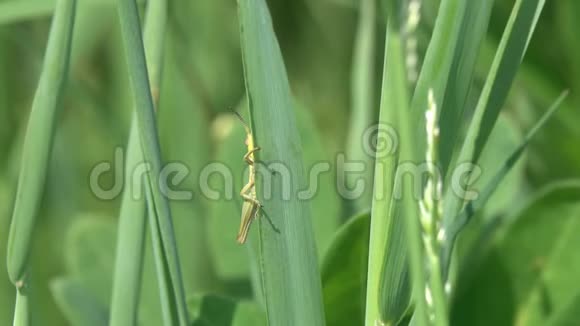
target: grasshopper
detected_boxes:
[234,112,264,244]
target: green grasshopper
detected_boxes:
[233,112,263,244]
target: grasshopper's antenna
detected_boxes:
[230,109,252,134]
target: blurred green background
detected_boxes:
[0,0,579,325]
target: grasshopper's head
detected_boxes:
[232,110,254,149]
[245,134,254,149]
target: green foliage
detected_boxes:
[6,0,76,287]
[322,213,370,326]
[237,0,326,324]
[443,0,547,226]
[51,278,108,326]
[438,0,493,173]
[48,216,114,325]
[452,182,580,325]
[346,0,377,212]
[374,21,417,326]
[64,216,116,305]
[443,91,568,274]
[0,0,56,25]
[117,0,189,323]
[13,291,30,326]
[188,293,266,326]
[1,0,580,325]
[208,102,340,281]
[472,115,526,218]
[364,17,407,326]
[0,181,14,325]
[207,113,252,280]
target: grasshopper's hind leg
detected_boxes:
[240,180,262,207]
[240,179,254,197]
[241,193,262,207]
[243,147,261,165]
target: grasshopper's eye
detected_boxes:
[244,138,249,146]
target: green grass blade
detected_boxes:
[346,0,377,212]
[391,27,430,326]
[438,0,493,174]
[109,0,167,324]
[442,91,568,274]
[6,0,76,287]
[365,17,411,326]
[472,0,546,164]
[12,291,29,326]
[237,0,326,325]
[409,0,468,157]
[145,185,179,325]
[109,138,147,326]
[116,0,189,324]
[367,0,469,323]
[443,0,546,231]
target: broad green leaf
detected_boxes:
[237,0,326,324]
[322,213,370,326]
[188,294,266,326]
[158,33,215,293]
[158,36,211,193]
[169,0,242,113]
[50,278,108,326]
[294,102,341,256]
[65,215,116,306]
[452,181,580,326]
